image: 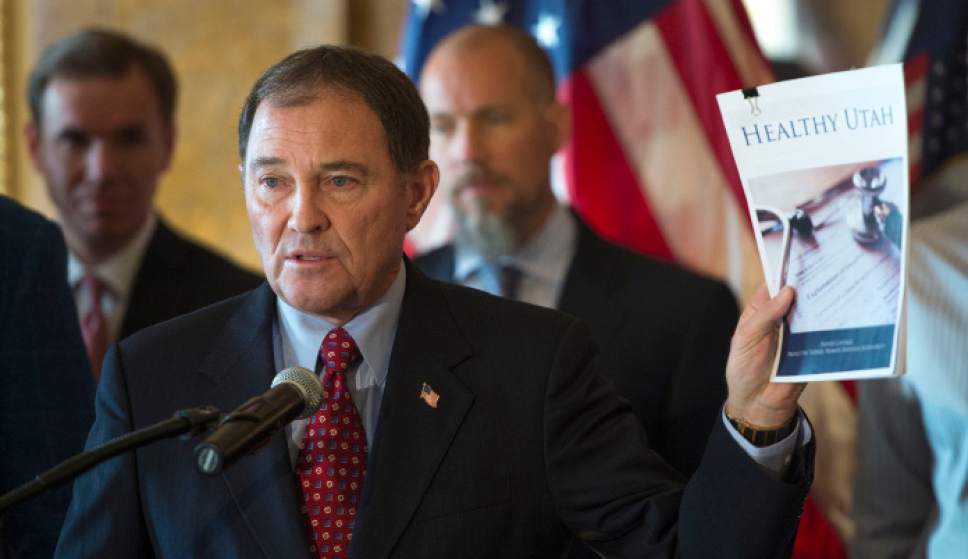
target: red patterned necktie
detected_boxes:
[79,273,108,382]
[298,327,366,559]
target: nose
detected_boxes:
[287,181,329,234]
[84,141,123,184]
[449,121,485,164]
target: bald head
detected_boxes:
[422,24,557,104]
[419,24,570,256]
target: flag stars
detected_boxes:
[475,0,508,25]
[532,13,561,49]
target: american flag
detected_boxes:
[900,0,968,188]
[400,2,850,558]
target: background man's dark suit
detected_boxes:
[58,265,809,559]
[0,196,95,559]
[117,218,263,340]
[416,217,740,476]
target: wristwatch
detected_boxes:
[725,411,797,447]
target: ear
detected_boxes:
[404,159,439,231]
[159,121,177,172]
[24,121,43,171]
[545,101,571,153]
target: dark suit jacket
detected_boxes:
[119,218,263,340]
[0,196,95,559]
[416,217,739,476]
[57,265,810,558]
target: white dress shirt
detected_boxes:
[274,264,406,466]
[67,213,158,343]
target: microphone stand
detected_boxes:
[0,406,222,513]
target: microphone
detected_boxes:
[195,367,321,475]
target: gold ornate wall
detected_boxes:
[3,0,406,270]
[1,0,8,196]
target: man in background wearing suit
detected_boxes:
[58,44,812,558]
[25,29,261,378]
[0,196,94,559]
[415,25,739,481]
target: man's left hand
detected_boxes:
[724,285,804,428]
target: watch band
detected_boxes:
[726,412,797,447]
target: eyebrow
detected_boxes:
[248,156,286,170]
[55,126,88,139]
[318,161,369,177]
[429,104,508,121]
[55,123,146,139]
[247,157,370,178]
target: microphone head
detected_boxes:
[271,367,322,419]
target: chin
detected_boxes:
[91,218,139,237]
[283,295,336,316]
[279,284,347,317]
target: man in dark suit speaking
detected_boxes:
[25,29,261,379]
[58,44,812,558]
[415,24,739,482]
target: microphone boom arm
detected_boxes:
[0,405,222,513]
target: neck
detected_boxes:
[64,233,129,267]
[307,259,404,326]
[512,193,556,249]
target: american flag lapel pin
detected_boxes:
[419,382,440,409]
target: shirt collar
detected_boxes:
[454,204,576,284]
[275,262,406,388]
[67,213,158,296]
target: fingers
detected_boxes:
[737,285,795,334]
[767,286,795,321]
[738,284,794,326]
[747,284,772,310]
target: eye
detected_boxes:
[118,127,147,146]
[482,110,510,125]
[260,176,281,189]
[431,118,455,136]
[330,175,356,188]
[59,130,90,150]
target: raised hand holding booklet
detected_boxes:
[717,65,908,382]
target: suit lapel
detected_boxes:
[418,245,457,283]
[121,219,186,338]
[197,284,310,558]
[350,265,474,559]
[557,217,626,341]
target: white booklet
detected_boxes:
[717,65,908,382]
